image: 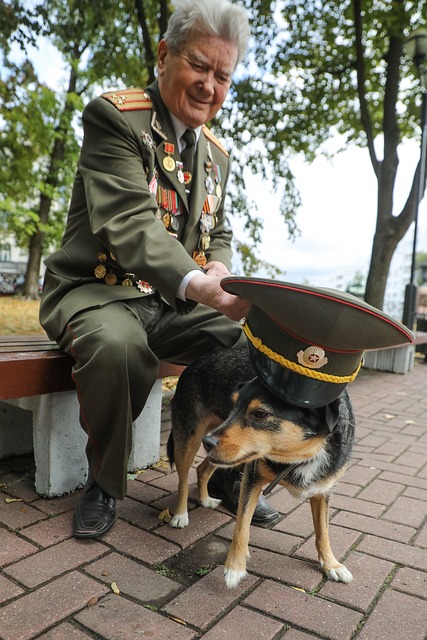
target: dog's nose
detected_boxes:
[203,434,219,452]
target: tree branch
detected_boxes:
[352,0,379,177]
[135,0,156,84]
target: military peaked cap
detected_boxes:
[221,276,414,408]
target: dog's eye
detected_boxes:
[253,409,269,419]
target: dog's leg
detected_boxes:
[197,457,222,509]
[310,493,353,583]
[224,464,261,589]
[170,436,203,529]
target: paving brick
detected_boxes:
[33,493,78,515]
[157,507,231,548]
[164,566,258,629]
[116,497,162,530]
[244,546,323,591]
[383,495,427,528]
[134,467,166,483]
[244,580,362,640]
[85,552,183,605]
[404,485,427,500]
[339,464,380,487]
[414,520,427,548]
[293,525,360,566]
[75,593,196,640]
[357,478,405,505]
[201,605,284,639]
[357,434,389,448]
[331,510,416,543]
[102,519,180,564]
[319,551,393,611]
[330,493,385,518]
[282,631,325,640]
[358,589,427,640]
[4,538,107,588]
[393,451,427,469]
[333,481,361,497]
[0,571,109,640]
[356,534,427,570]
[37,622,94,639]
[267,486,302,513]
[391,566,427,599]
[0,497,48,529]
[217,521,303,555]
[378,470,427,490]
[0,573,24,603]
[357,458,418,476]
[19,511,73,547]
[0,527,38,568]
[126,478,168,503]
[273,503,314,537]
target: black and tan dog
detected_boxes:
[167,348,355,589]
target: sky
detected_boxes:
[9,38,427,291]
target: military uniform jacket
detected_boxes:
[40,81,233,341]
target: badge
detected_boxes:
[297,346,328,369]
[205,176,215,194]
[183,171,192,185]
[136,280,154,294]
[200,233,210,251]
[140,130,154,149]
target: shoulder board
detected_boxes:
[102,88,152,112]
[202,125,229,157]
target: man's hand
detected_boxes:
[185,264,251,321]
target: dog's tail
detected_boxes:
[166,432,175,468]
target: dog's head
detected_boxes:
[202,377,345,467]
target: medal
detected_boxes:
[200,233,210,251]
[94,264,107,279]
[193,251,207,267]
[104,272,117,285]
[162,211,171,228]
[122,274,134,286]
[163,142,175,172]
[171,215,179,231]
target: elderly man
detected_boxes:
[40,0,279,538]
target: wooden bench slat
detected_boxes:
[0,334,184,400]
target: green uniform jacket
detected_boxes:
[40,81,233,341]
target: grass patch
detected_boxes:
[0,297,44,335]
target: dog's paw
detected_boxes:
[200,496,222,510]
[325,564,353,583]
[224,568,247,589]
[170,512,189,528]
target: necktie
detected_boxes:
[181,129,197,185]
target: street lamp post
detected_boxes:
[402,26,427,329]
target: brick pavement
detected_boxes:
[1,357,426,640]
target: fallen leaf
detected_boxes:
[291,586,306,593]
[87,596,99,606]
[5,498,23,504]
[168,616,187,626]
[405,419,415,424]
[383,413,395,420]
[101,569,110,577]
[159,508,172,523]
[111,581,120,594]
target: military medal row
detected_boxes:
[94,252,153,293]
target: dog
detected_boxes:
[167,348,355,589]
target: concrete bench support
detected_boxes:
[1,379,163,497]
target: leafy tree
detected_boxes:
[229,0,427,313]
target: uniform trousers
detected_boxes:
[57,292,245,499]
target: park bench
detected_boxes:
[0,334,184,497]
[362,330,427,374]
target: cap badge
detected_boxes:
[297,346,328,370]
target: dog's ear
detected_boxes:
[323,398,341,432]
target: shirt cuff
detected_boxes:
[177,270,204,301]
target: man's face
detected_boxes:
[157,32,238,129]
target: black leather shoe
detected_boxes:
[73,477,116,539]
[208,469,280,523]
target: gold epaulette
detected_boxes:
[202,125,229,157]
[102,88,152,112]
